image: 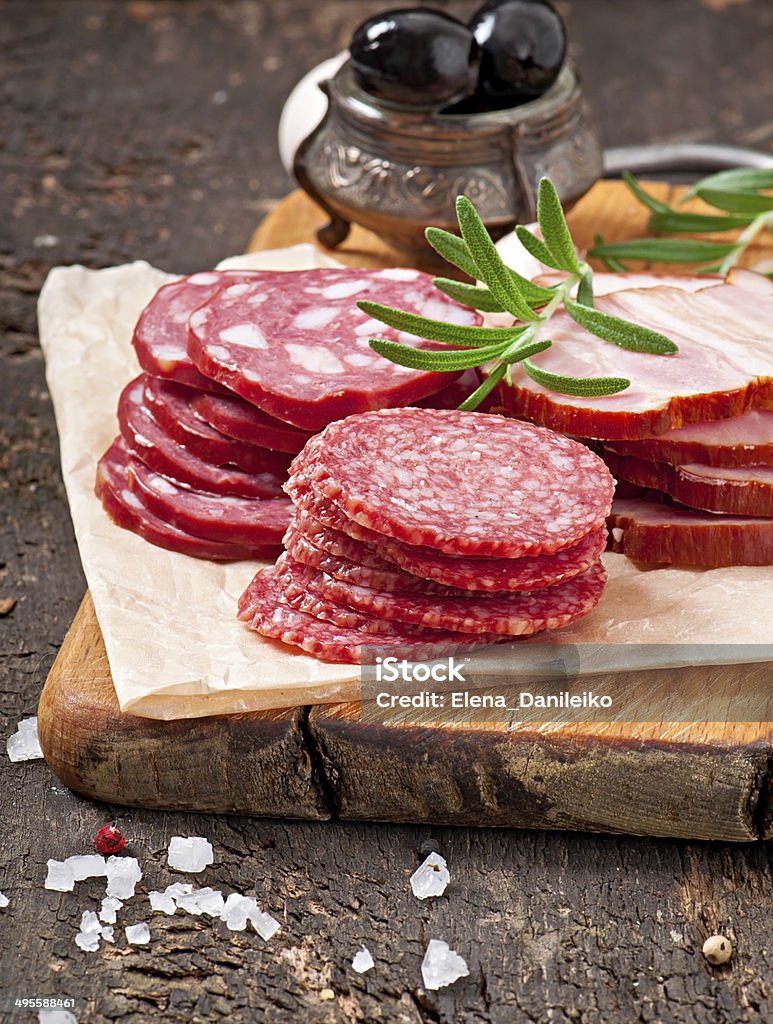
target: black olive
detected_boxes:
[350,7,481,107]
[468,0,566,108]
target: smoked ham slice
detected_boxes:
[607,498,773,567]
[499,275,773,439]
[604,449,773,518]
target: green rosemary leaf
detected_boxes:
[622,172,670,214]
[357,300,525,347]
[694,188,773,215]
[647,209,755,233]
[564,297,677,354]
[458,364,506,411]
[432,278,507,313]
[515,225,564,271]
[425,227,479,279]
[368,337,508,372]
[536,177,582,273]
[588,237,741,263]
[456,196,541,321]
[522,359,631,397]
[682,167,773,201]
[501,338,553,364]
[576,272,594,308]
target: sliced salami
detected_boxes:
[289,509,395,570]
[283,525,457,594]
[96,439,264,561]
[191,391,314,454]
[127,456,290,547]
[186,268,482,430]
[604,448,773,518]
[499,277,773,439]
[291,408,614,557]
[607,409,773,468]
[238,566,504,663]
[132,270,271,390]
[275,555,607,636]
[607,498,773,567]
[142,375,292,474]
[118,377,287,499]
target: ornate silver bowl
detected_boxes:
[293,60,602,269]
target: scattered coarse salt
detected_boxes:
[148,890,177,915]
[68,854,107,881]
[74,910,114,953]
[167,836,214,873]
[105,856,142,899]
[6,717,44,762]
[176,887,224,918]
[248,904,281,941]
[0,892,9,909]
[45,859,76,893]
[219,892,280,939]
[125,922,151,945]
[38,1009,78,1023]
[99,897,123,924]
[351,945,374,974]
[410,853,450,900]
[421,939,469,991]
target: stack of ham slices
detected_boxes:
[95,267,482,560]
[501,269,773,567]
[238,408,614,663]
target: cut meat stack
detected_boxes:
[498,269,773,567]
[238,408,614,663]
[95,267,484,561]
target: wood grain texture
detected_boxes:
[4,2,773,1021]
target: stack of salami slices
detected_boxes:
[238,408,614,663]
[96,267,483,560]
[500,269,773,567]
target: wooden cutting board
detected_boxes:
[37,181,773,841]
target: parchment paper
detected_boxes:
[38,246,773,720]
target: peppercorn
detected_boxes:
[702,934,732,966]
[95,823,126,855]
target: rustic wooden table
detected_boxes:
[2,2,772,1022]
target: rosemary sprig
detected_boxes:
[590,169,773,275]
[358,177,679,409]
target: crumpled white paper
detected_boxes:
[38,244,772,720]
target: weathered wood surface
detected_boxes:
[39,579,773,841]
[3,1,773,1021]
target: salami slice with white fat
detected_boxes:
[499,276,773,439]
[604,448,773,518]
[290,408,614,557]
[191,391,314,454]
[118,377,287,499]
[96,439,265,561]
[132,270,272,390]
[186,268,482,430]
[288,509,396,570]
[142,375,292,474]
[607,498,773,567]
[127,456,290,548]
[274,554,607,635]
[238,566,504,664]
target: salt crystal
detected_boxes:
[105,856,142,899]
[148,891,177,915]
[167,836,214,873]
[352,945,374,974]
[164,882,193,900]
[74,931,100,953]
[125,922,151,945]
[175,891,205,916]
[100,926,115,944]
[45,859,76,892]
[79,910,102,935]
[6,717,44,762]
[39,1010,79,1024]
[0,891,9,908]
[67,854,107,881]
[195,887,225,918]
[99,897,123,924]
[247,905,280,941]
[410,853,450,900]
[220,892,252,931]
[421,939,469,990]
